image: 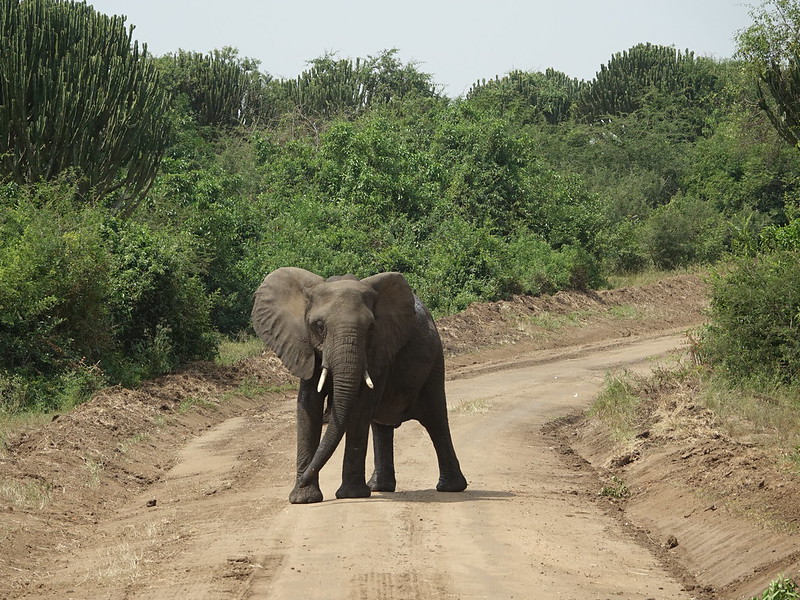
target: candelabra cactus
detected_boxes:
[0,0,170,215]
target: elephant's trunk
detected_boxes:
[298,336,365,487]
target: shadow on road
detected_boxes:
[370,488,515,503]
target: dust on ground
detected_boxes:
[0,273,797,599]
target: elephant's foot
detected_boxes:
[436,472,468,492]
[367,471,396,492]
[335,481,372,499]
[290,483,323,504]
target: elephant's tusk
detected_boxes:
[364,370,374,389]
[317,367,329,393]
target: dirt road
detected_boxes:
[23,332,699,600]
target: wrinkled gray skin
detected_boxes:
[252,267,468,503]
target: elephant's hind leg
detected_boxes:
[425,422,468,492]
[417,381,467,493]
[368,423,397,492]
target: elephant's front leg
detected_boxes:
[368,423,396,492]
[290,378,325,504]
[335,393,372,499]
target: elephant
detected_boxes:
[251,267,468,503]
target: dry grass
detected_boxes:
[590,357,800,466]
[454,397,492,414]
[700,377,800,451]
[0,477,53,510]
[606,266,704,290]
[87,519,179,585]
[0,411,53,454]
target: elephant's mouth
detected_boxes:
[316,366,374,392]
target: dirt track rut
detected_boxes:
[26,334,697,599]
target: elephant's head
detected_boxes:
[251,267,416,485]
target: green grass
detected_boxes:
[177,396,216,414]
[228,376,294,399]
[587,371,643,442]
[215,333,265,367]
[599,475,630,498]
[607,304,641,319]
[751,576,800,600]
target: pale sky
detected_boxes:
[87,0,753,97]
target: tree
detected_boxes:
[737,0,800,148]
[466,69,586,124]
[155,47,273,128]
[274,49,437,120]
[0,0,171,214]
[576,43,722,127]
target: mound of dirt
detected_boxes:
[439,274,707,376]
[560,371,800,599]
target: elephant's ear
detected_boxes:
[251,267,324,380]
[362,272,416,376]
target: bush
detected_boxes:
[0,185,110,376]
[642,194,727,269]
[504,234,604,295]
[751,576,800,600]
[701,251,800,383]
[0,183,218,411]
[599,218,651,274]
[102,218,217,384]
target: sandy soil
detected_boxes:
[1,274,797,599]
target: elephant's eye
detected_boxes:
[313,319,326,336]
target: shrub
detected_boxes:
[642,194,726,269]
[0,183,218,411]
[751,576,800,600]
[102,218,217,384]
[701,251,800,383]
[0,186,111,377]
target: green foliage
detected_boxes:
[642,194,728,269]
[737,0,800,148]
[762,200,800,249]
[101,218,217,383]
[0,0,170,214]
[145,143,261,334]
[599,476,631,498]
[273,49,437,120]
[0,181,216,412]
[433,105,527,232]
[0,181,110,378]
[701,251,800,383]
[751,576,800,600]
[155,47,273,128]
[317,116,432,217]
[684,103,800,217]
[467,69,586,124]
[576,43,722,127]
